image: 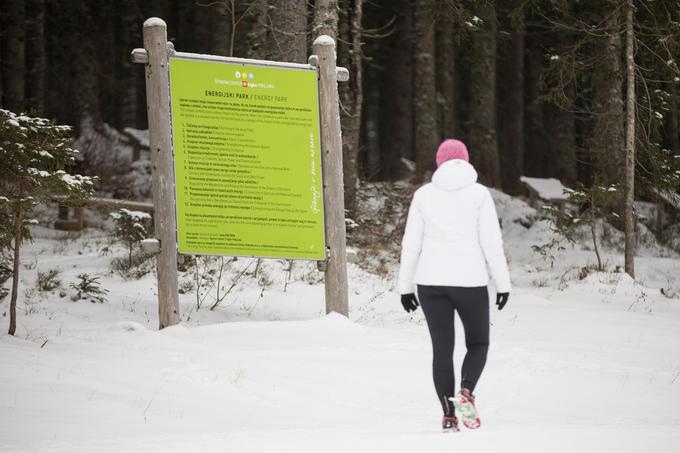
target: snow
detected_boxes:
[123,127,150,148]
[57,172,93,188]
[111,208,152,220]
[144,17,166,28]
[520,176,570,201]
[28,167,52,178]
[313,35,336,46]
[1,190,680,452]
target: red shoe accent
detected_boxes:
[442,415,460,431]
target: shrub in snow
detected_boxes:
[36,268,62,292]
[0,109,95,335]
[69,273,109,304]
[110,208,152,267]
[531,237,565,269]
[537,178,620,272]
[111,252,155,280]
[0,254,11,300]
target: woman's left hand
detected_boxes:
[496,292,510,310]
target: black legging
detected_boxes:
[417,285,490,415]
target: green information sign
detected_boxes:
[169,57,325,259]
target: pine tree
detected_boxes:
[0,109,95,335]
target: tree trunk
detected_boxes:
[175,0,197,51]
[1,0,26,112]
[242,0,268,59]
[524,26,547,177]
[118,0,141,128]
[195,2,231,56]
[261,0,308,63]
[73,1,100,128]
[9,205,22,336]
[338,0,363,217]
[363,82,381,178]
[413,0,438,181]
[378,0,414,179]
[467,1,500,187]
[590,10,625,189]
[667,80,680,155]
[544,100,577,183]
[435,6,455,140]
[590,214,603,272]
[25,0,46,114]
[0,5,3,104]
[497,21,524,193]
[623,0,636,278]
[313,0,339,39]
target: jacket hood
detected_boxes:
[431,159,478,191]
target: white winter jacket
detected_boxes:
[398,159,511,294]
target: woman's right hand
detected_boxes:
[401,293,419,313]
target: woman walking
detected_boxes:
[398,139,511,432]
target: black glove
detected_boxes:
[496,292,509,310]
[401,293,419,313]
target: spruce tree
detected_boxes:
[0,109,94,335]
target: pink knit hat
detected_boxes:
[435,139,469,167]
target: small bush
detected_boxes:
[0,254,11,300]
[69,273,109,303]
[531,237,566,269]
[36,268,62,291]
[178,280,194,294]
[257,271,274,289]
[111,252,153,279]
[110,209,152,266]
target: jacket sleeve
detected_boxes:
[478,190,512,293]
[398,192,425,294]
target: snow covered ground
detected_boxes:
[1,191,680,452]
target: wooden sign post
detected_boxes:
[313,36,349,317]
[132,19,349,328]
[139,18,179,329]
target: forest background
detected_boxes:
[1,0,679,232]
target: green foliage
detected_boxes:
[1,109,96,334]
[345,216,359,244]
[535,178,619,271]
[531,237,566,269]
[565,179,622,222]
[69,273,109,303]
[541,203,583,243]
[0,109,95,211]
[0,203,13,251]
[0,254,11,300]
[36,268,62,292]
[178,279,195,295]
[111,253,154,280]
[0,108,96,261]
[110,208,152,267]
